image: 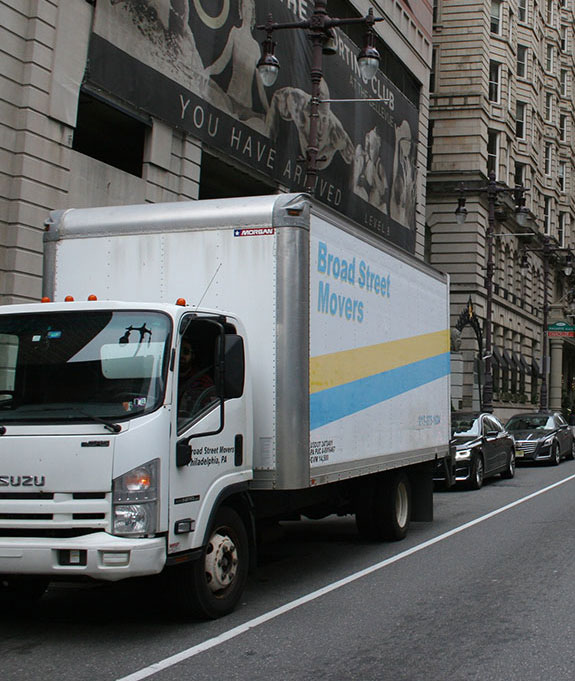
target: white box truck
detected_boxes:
[0,194,450,617]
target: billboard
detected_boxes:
[88,0,420,252]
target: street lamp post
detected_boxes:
[256,1,383,195]
[520,237,574,411]
[455,171,528,413]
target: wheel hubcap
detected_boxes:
[205,531,238,593]
[476,460,483,484]
[395,482,409,528]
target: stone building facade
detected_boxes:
[1,0,433,304]
[427,0,575,418]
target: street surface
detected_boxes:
[3,462,575,681]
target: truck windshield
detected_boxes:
[0,310,171,424]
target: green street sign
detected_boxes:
[548,321,575,337]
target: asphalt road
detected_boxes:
[3,461,575,681]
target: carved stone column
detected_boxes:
[549,338,564,412]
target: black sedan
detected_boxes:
[506,411,575,465]
[436,412,516,490]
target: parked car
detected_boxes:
[435,412,516,490]
[506,411,575,465]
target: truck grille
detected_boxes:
[0,491,110,533]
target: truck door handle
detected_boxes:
[234,434,243,466]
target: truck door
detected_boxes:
[167,316,250,557]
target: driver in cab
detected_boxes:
[177,338,216,422]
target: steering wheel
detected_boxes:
[191,386,218,415]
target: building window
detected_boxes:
[488,130,499,177]
[559,160,566,190]
[514,163,525,187]
[560,114,567,141]
[72,91,147,177]
[547,0,554,24]
[516,102,526,138]
[515,162,526,187]
[561,69,568,96]
[561,26,568,52]
[489,61,501,102]
[517,45,527,77]
[545,142,553,175]
[491,0,502,33]
[545,92,553,121]
[430,48,437,92]
[546,44,554,72]
[518,0,527,21]
[559,212,567,246]
[544,196,552,233]
[509,9,514,43]
[427,119,434,171]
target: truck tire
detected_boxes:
[356,472,411,542]
[173,506,249,619]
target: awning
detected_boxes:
[520,354,531,372]
[503,349,514,369]
[512,352,523,371]
[492,346,503,366]
[531,359,541,376]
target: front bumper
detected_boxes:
[0,532,166,581]
[453,460,473,482]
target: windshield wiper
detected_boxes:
[71,408,122,433]
[26,406,122,433]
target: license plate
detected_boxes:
[516,449,524,457]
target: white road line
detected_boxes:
[116,473,575,681]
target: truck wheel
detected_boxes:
[174,506,249,619]
[356,472,411,542]
[0,576,49,602]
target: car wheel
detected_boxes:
[567,440,575,461]
[467,454,484,490]
[551,442,561,466]
[501,449,516,479]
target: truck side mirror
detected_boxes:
[176,440,192,467]
[215,334,245,399]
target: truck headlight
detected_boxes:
[455,449,472,461]
[112,459,159,537]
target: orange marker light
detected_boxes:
[175,298,187,306]
[65,296,75,302]
[87,294,98,301]
[41,297,51,303]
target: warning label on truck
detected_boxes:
[310,439,335,464]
